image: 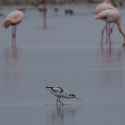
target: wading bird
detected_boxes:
[2,10,23,47]
[95,0,115,42]
[94,8,125,47]
[96,0,113,14]
[46,86,81,105]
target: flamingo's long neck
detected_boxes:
[116,19,125,43]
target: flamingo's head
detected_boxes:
[2,20,10,28]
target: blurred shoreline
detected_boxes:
[0,0,124,6]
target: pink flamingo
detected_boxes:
[2,10,23,48]
[96,0,113,14]
[95,0,115,41]
[94,8,125,47]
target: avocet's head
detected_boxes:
[69,94,82,100]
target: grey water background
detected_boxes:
[0,5,125,125]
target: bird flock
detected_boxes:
[1,0,125,104]
[2,0,125,48]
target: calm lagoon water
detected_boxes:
[0,5,125,125]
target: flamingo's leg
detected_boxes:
[106,23,109,43]
[12,26,14,48]
[101,23,108,47]
[13,25,16,48]
[108,23,111,47]
[13,25,16,37]
[12,26,14,37]
[110,23,115,33]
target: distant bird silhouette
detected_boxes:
[38,8,43,12]
[94,8,125,47]
[65,9,69,14]
[2,10,23,47]
[112,3,117,7]
[54,8,58,12]
[65,9,74,15]
[69,9,74,15]
[119,2,123,8]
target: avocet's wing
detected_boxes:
[46,86,64,93]
[53,87,64,93]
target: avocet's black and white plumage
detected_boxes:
[46,86,81,105]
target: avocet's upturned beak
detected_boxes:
[75,97,82,100]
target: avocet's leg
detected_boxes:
[59,98,64,105]
[56,98,58,104]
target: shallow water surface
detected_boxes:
[0,5,125,125]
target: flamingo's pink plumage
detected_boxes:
[2,10,23,47]
[96,0,114,14]
[94,8,125,47]
[2,10,23,28]
[95,0,115,44]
